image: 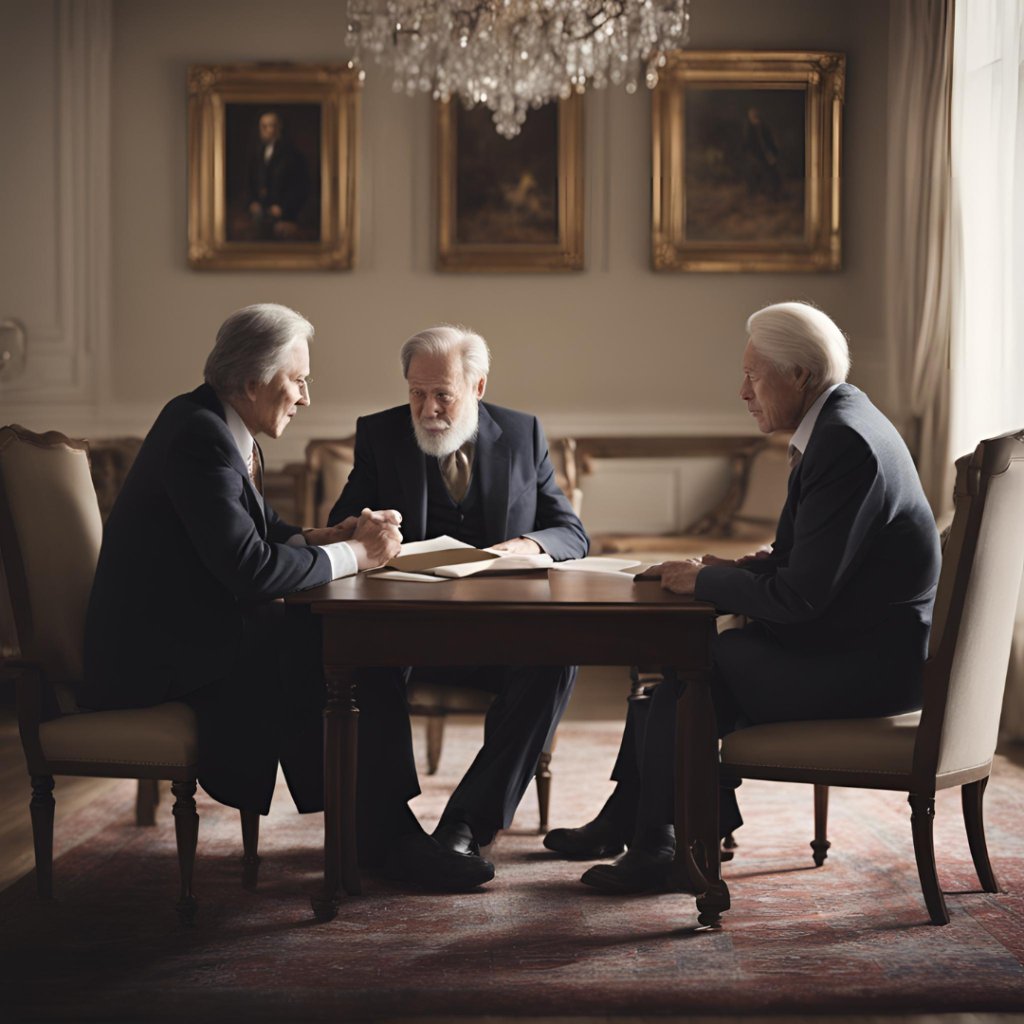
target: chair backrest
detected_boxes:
[0,426,103,688]
[918,429,1024,780]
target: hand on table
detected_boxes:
[700,546,772,568]
[346,508,403,570]
[658,558,705,595]
[490,536,543,555]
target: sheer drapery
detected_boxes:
[885,0,955,516]
[949,0,1024,739]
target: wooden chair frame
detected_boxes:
[0,425,260,922]
[720,431,1024,924]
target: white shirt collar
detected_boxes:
[789,383,842,459]
[223,401,256,469]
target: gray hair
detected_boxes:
[746,302,851,389]
[400,325,491,383]
[204,304,313,396]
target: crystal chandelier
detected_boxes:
[346,0,691,138]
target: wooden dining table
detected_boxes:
[283,567,731,928]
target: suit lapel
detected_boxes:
[393,412,428,540]
[192,384,266,538]
[475,405,510,545]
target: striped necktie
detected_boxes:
[247,441,263,496]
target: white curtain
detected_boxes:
[950,0,1024,739]
[886,0,956,516]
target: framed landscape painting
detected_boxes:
[188,63,360,270]
[652,51,845,272]
[437,95,584,271]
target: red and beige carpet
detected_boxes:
[3,720,1024,1021]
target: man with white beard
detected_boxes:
[327,325,589,891]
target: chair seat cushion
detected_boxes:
[39,702,198,767]
[407,683,495,714]
[721,711,921,776]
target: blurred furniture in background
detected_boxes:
[0,425,259,920]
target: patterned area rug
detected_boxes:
[3,720,1024,1021]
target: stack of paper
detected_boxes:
[368,536,553,581]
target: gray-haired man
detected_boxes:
[82,304,402,817]
[327,325,590,891]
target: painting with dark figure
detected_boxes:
[455,103,559,246]
[685,88,806,243]
[225,104,321,243]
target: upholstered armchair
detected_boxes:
[0,425,260,922]
[297,436,582,832]
[717,430,1024,925]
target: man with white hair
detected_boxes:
[327,324,589,891]
[82,304,402,819]
[548,302,941,894]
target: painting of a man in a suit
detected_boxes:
[225,106,320,243]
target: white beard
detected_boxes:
[413,399,480,457]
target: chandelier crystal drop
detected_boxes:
[346,0,691,138]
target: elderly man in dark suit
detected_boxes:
[546,302,941,893]
[81,304,402,819]
[327,325,589,891]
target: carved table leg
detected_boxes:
[311,665,361,922]
[30,775,55,901]
[240,810,261,891]
[669,670,731,928]
[171,780,199,925]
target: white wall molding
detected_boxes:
[0,0,111,401]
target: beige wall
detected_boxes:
[5,0,891,466]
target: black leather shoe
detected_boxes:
[382,831,494,891]
[579,825,675,894]
[543,817,627,859]
[434,820,483,857]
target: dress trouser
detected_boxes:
[354,663,577,864]
[179,603,327,816]
[632,621,925,836]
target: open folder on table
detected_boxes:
[367,535,553,581]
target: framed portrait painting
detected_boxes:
[188,63,360,270]
[437,95,584,272]
[652,51,845,272]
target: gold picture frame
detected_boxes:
[188,63,360,271]
[652,50,845,272]
[437,96,584,272]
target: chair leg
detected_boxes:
[425,715,445,775]
[171,780,199,925]
[30,775,55,901]
[962,777,999,893]
[811,784,831,867]
[135,778,160,826]
[240,810,261,891]
[535,750,552,834]
[909,793,949,925]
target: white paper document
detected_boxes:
[548,557,641,574]
[368,570,448,583]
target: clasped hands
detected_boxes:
[305,508,404,571]
[657,546,771,595]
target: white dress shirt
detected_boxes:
[223,403,358,579]
[788,383,842,464]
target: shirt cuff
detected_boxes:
[322,540,359,579]
[286,532,358,579]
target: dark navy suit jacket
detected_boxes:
[695,384,941,669]
[81,384,332,710]
[327,402,589,561]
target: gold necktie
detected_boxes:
[248,441,263,496]
[788,445,802,470]
[440,445,472,504]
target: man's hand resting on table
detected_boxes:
[490,536,543,555]
[700,546,772,568]
[655,546,772,594]
[306,508,403,571]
